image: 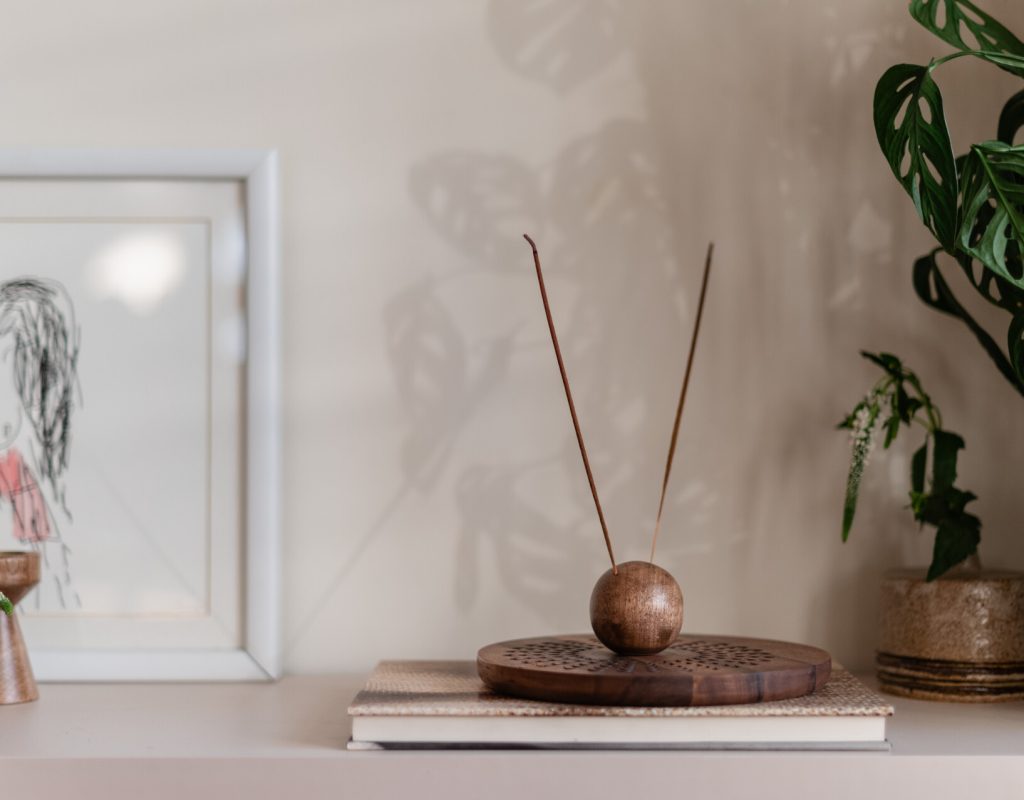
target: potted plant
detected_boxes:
[838,352,1024,701]
[842,0,1024,700]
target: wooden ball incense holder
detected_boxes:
[477,236,831,707]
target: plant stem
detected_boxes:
[928,51,973,71]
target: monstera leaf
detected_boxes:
[874,64,959,249]
[952,186,1024,311]
[911,0,1024,67]
[1010,314,1024,385]
[958,141,1024,287]
[998,89,1024,144]
[971,50,1024,79]
[913,251,1024,394]
[954,250,1024,312]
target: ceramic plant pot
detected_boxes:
[877,560,1024,701]
[0,550,40,704]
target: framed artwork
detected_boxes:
[0,150,280,680]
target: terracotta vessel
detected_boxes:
[877,558,1024,701]
[0,551,40,704]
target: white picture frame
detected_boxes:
[0,149,280,681]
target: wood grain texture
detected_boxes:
[478,634,832,707]
[589,561,683,655]
[0,551,40,704]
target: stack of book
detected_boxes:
[348,660,893,750]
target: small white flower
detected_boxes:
[848,396,880,483]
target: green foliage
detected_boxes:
[873,64,957,248]
[912,250,1024,393]
[997,88,1024,143]
[0,591,11,616]
[875,1,1024,397]
[839,352,980,580]
[958,141,1024,283]
[910,0,1024,64]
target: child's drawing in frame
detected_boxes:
[0,277,80,608]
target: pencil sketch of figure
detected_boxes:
[0,278,80,608]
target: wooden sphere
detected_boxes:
[589,561,683,655]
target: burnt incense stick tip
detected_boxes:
[524,234,617,573]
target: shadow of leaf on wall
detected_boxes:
[549,118,671,252]
[385,280,513,489]
[487,0,630,93]
[409,153,542,269]
[456,463,587,611]
[408,115,722,611]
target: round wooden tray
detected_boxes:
[477,633,831,706]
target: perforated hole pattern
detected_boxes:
[500,638,777,675]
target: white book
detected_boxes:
[348,660,893,750]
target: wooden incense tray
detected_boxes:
[478,634,831,707]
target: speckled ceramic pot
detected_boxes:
[877,562,1024,702]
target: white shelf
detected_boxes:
[1,674,1022,799]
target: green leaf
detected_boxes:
[0,592,11,616]
[927,510,981,580]
[931,429,965,493]
[916,485,977,524]
[912,483,981,579]
[1010,314,1024,385]
[907,397,924,420]
[874,64,959,248]
[952,250,1024,313]
[894,385,923,423]
[912,251,1024,395]
[970,51,1024,80]
[860,350,904,376]
[841,483,859,543]
[909,490,928,521]
[883,415,900,448]
[958,141,1024,287]
[998,89,1024,145]
[910,0,1024,68]
[911,442,928,494]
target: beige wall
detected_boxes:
[5,0,1024,673]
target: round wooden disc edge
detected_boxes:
[477,633,831,707]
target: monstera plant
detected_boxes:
[875,0,1024,390]
[857,0,1024,578]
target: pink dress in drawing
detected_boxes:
[0,448,51,542]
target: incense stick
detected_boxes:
[524,234,617,574]
[650,242,714,564]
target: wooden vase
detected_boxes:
[877,562,1024,702]
[0,551,40,705]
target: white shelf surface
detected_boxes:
[1,674,1022,799]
